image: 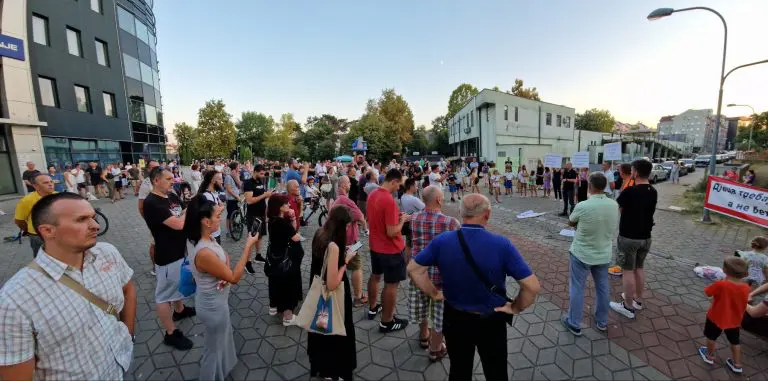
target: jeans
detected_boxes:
[566,252,610,328]
[443,303,508,381]
[562,188,575,214]
[29,235,43,258]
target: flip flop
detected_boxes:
[428,343,448,362]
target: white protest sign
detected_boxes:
[544,153,562,168]
[603,142,622,161]
[571,152,589,168]
[704,176,768,228]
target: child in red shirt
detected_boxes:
[699,256,750,373]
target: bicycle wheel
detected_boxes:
[318,211,327,227]
[230,211,244,241]
[94,208,109,237]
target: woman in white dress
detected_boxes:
[63,164,77,193]
[190,164,203,195]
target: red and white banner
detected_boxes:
[704,176,768,228]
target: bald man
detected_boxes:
[15,174,56,257]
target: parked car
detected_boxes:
[680,158,695,172]
[650,164,668,183]
[695,154,711,167]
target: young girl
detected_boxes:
[519,166,528,197]
[503,166,514,196]
[543,167,552,198]
[470,168,480,194]
[528,170,537,197]
[490,169,501,203]
[736,236,768,287]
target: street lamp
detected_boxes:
[726,103,756,151]
[647,7,768,223]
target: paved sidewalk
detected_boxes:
[1,191,767,380]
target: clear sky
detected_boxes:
[154,0,768,138]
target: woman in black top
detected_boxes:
[307,206,357,380]
[536,161,545,187]
[552,168,562,200]
[266,194,304,326]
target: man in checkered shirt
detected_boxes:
[0,193,136,380]
[407,185,460,362]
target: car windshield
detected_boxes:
[682,159,693,163]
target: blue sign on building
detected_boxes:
[0,34,24,61]
[352,138,367,152]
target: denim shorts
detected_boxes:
[616,236,652,271]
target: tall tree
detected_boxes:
[235,112,274,158]
[173,122,196,164]
[509,79,540,101]
[264,125,294,161]
[279,113,301,138]
[430,115,450,155]
[736,111,768,150]
[575,108,616,133]
[195,100,236,158]
[409,125,430,155]
[296,116,335,161]
[447,83,479,119]
[377,88,415,146]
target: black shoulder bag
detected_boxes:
[456,230,515,326]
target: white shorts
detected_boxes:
[155,258,185,304]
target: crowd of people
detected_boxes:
[4,152,768,380]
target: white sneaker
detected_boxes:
[150,269,156,276]
[621,293,643,310]
[298,234,307,242]
[282,315,296,326]
[269,307,277,316]
[610,301,636,319]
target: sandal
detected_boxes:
[419,334,430,349]
[428,344,448,362]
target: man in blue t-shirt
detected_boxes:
[407,193,540,381]
[285,158,308,199]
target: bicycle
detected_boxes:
[94,207,109,236]
[302,196,328,227]
[229,198,247,241]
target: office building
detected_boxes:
[656,109,727,153]
[0,0,165,195]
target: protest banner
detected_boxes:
[603,142,622,161]
[704,176,768,228]
[544,153,562,168]
[571,152,589,168]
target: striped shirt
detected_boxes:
[0,242,134,380]
[409,210,460,286]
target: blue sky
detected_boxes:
[155,0,768,138]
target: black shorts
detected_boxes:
[370,250,407,284]
[226,200,239,215]
[704,317,740,345]
[77,182,86,190]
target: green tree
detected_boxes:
[173,122,197,164]
[264,119,295,161]
[238,145,253,162]
[297,115,336,161]
[509,79,540,101]
[377,89,415,146]
[575,108,616,133]
[430,115,450,155]
[235,112,274,158]
[316,140,337,161]
[195,99,236,158]
[293,143,309,162]
[279,113,301,138]
[410,125,430,155]
[447,83,479,119]
[736,111,768,150]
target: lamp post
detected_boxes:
[647,7,768,223]
[726,103,756,150]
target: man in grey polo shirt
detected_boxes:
[561,173,618,336]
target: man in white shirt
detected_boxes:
[600,162,616,198]
[428,165,444,188]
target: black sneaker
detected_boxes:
[254,253,267,263]
[558,212,568,217]
[367,304,382,320]
[379,316,409,333]
[164,329,193,350]
[172,306,196,322]
[245,261,256,274]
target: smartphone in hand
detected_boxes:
[347,241,364,252]
[250,218,263,237]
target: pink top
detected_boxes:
[332,194,363,244]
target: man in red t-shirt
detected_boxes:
[366,168,409,332]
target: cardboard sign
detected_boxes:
[571,152,589,168]
[604,142,622,161]
[544,153,562,168]
[704,176,768,228]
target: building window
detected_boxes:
[504,105,508,121]
[514,106,519,122]
[38,76,58,107]
[140,62,154,86]
[103,92,116,117]
[123,53,141,80]
[486,107,489,122]
[74,85,91,113]
[557,115,562,127]
[498,151,506,157]
[135,19,150,45]
[470,111,474,127]
[117,6,135,35]
[95,39,109,67]
[146,104,158,125]
[565,116,571,128]
[546,113,552,126]
[66,27,82,57]
[90,0,102,13]
[152,69,160,90]
[32,14,49,46]
[130,99,145,123]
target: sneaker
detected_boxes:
[610,301,635,319]
[164,329,193,350]
[558,212,568,217]
[283,315,296,326]
[561,316,582,336]
[254,253,267,263]
[726,358,743,373]
[379,316,408,333]
[608,266,623,276]
[367,304,382,320]
[621,293,643,310]
[698,347,714,365]
[149,269,156,276]
[172,306,197,322]
[269,307,277,316]
[595,322,608,331]
[245,261,256,274]
[299,234,307,242]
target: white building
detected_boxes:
[448,89,601,169]
[656,109,727,152]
